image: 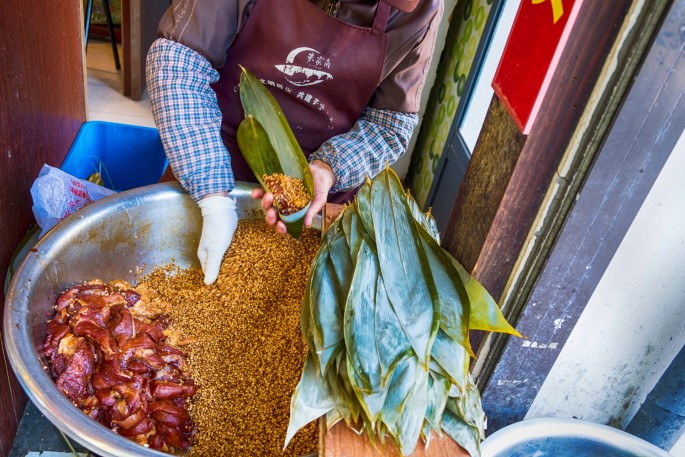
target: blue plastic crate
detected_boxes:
[60,121,168,191]
[5,122,169,295]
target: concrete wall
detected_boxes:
[526,128,685,455]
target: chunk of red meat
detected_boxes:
[107,305,134,346]
[73,320,116,358]
[121,289,141,307]
[43,321,71,358]
[92,359,131,390]
[55,339,95,403]
[149,400,189,427]
[151,380,197,400]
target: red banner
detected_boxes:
[492,0,582,134]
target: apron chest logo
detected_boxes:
[275,47,333,87]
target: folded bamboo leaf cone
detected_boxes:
[263,173,312,237]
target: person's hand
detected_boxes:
[305,160,336,227]
[197,194,238,285]
[251,160,336,233]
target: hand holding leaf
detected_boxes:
[237,65,314,237]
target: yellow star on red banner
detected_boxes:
[532,0,564,23]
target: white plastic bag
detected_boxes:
[31,165,116,237]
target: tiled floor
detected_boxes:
[9,402,88,457]
[86,40,155,127]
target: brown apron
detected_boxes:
[212,0,391,203]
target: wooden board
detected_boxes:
[322,203,344,228]
[323,421,469,457]
[443,96,525,276]
[320,203,469,456]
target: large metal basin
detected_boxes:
[4,182,318,457]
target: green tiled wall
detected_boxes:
[408,0,494,207]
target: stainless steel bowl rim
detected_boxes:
[4,181,319,457]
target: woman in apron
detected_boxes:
[147,0,442,284]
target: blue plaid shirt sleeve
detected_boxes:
[147,38,417,197]
[309,107,419,192]
[146,38,234,201]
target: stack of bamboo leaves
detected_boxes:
[285,167,520,456]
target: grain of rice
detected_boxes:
[142,219,320,456]
[263,173,310,215]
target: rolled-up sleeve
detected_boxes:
[309,107,418,192]
[148,0,251,200]
[146,38,233,201]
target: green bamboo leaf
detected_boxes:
[285,352,335,449]
[340,205,376,259]
[238,66,314,195]
[362,389,390,427]
[441,407,481,457]
[406,189,440,244]
[359,405,380,449]
[236,115,284,189]
[337,355,362,423]
[417,226,474,357]
[283,210,309,239]
[307,249,327,351]
[325,360,356,425]
[378,422,389,446]
[326,407,343,429]
[379,356,419,432]
[449,255,521,336]
[387,360,430,456]
[238,66,314,238]
[323,211,344,245]
[327,231,354,307]
[300,272,316,357]
[424,371,450,436]
[431,329,469,391]
[342,207,365,261]
[450,376,486,439]
[429,359,451,381]
[450,386,462,398]
[317,343,344,379]
[309,247,344,375]
[379,352,430,455]
[346,357,389,424]
[375,274,413,386]
[422,422,434,450]
[344,239,382,393]
[371,167,438,365]
[355,179,375,237]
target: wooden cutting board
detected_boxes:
[322,421,470,456]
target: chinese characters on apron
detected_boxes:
[213,0,391,203]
